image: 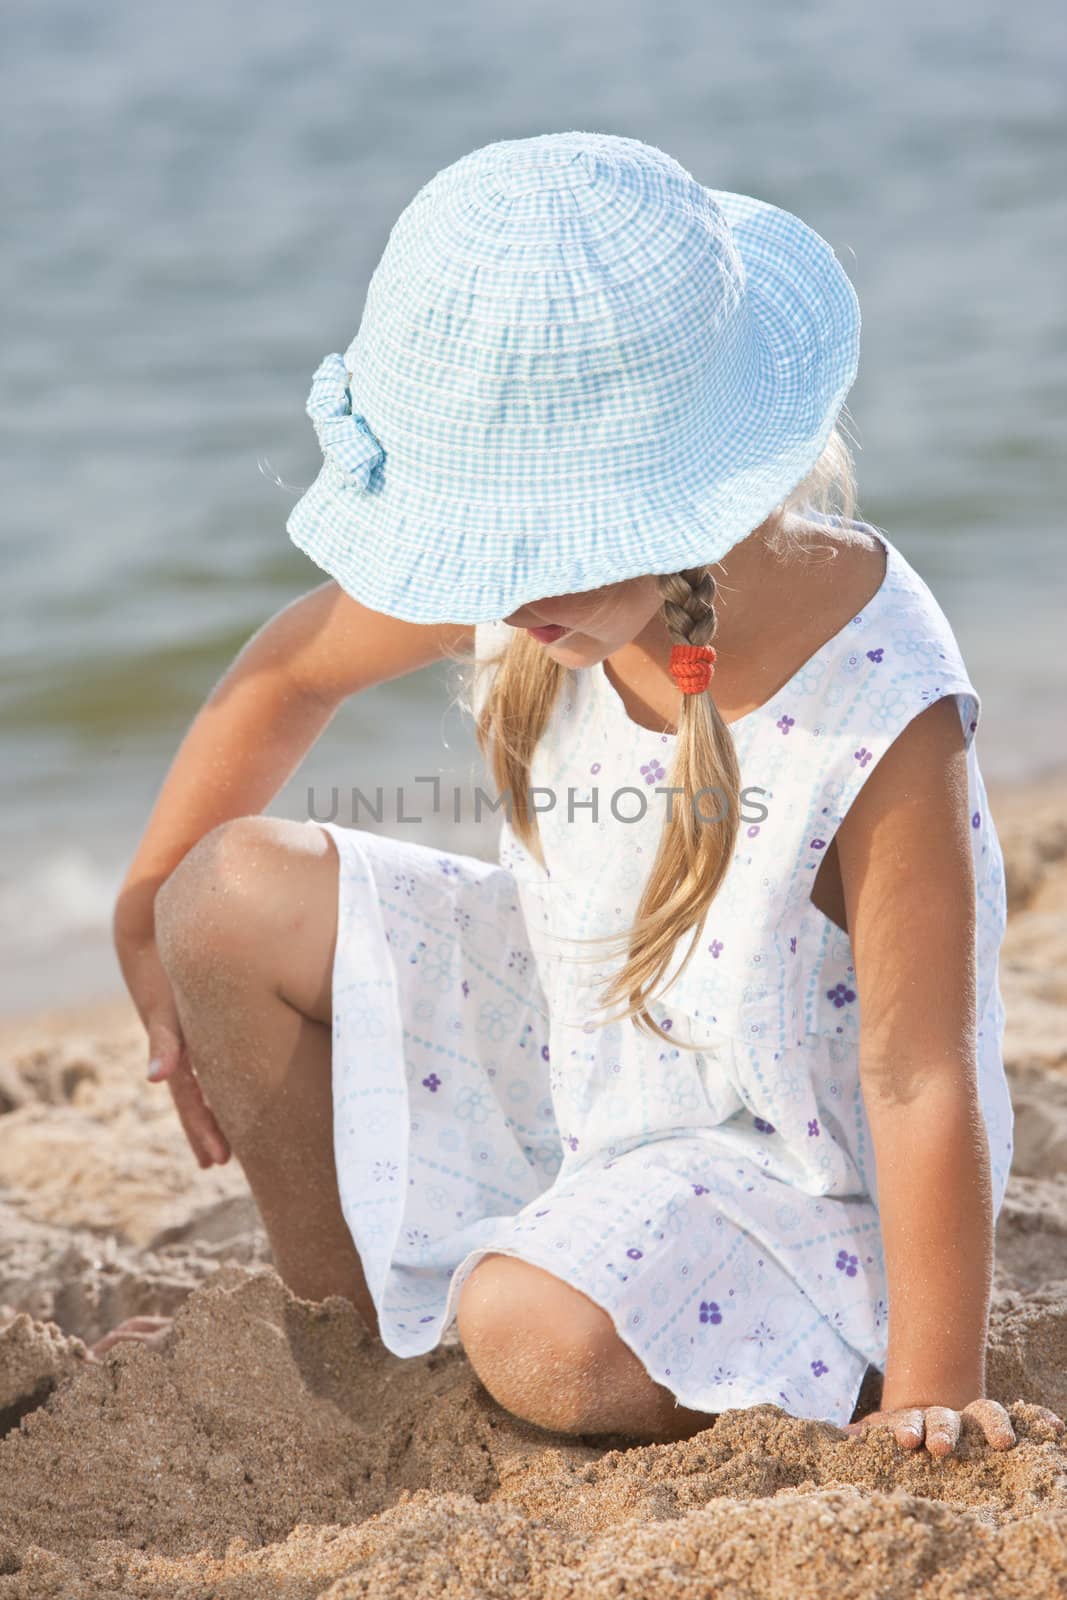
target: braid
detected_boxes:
[659,566,719,652]
[575,559,741,1045]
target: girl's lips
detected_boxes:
[525,624,570,643]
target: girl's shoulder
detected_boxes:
[870,526,981,744]
[809,509,965,657]
[800,510,981,751]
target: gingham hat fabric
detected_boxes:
[286,130,861,624]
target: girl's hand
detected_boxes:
[841,1398,1066,1458]
[145,998,231,1168]
[117,918,232,1169]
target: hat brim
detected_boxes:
[286,189,859,625]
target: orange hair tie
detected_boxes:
[669,643,717,695]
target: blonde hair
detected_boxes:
[447,418,861,1050]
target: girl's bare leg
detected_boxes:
[90,819,707,1439]
[96,817,381,1352]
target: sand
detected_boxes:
[1,769,1066,1598]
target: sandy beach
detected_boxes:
[1,768,1065,1598]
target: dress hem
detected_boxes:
[377,1235,876,1432]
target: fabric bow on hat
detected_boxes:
[305,351,385,489]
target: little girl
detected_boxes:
[92,131,1063,1459]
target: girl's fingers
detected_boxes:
[163,1061,211,1159]
[166,1059,231,1166]
[963,1398,1016,1449]
[841,1399,1062,1456]
[131,960,231,1166]
[146,1006,231,1165]
[891,1408,926,1450]
[922,1406,961,1457]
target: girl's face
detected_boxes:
[502,575,665,664]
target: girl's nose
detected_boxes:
[506,611,554,629]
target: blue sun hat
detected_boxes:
[286,130,860,625]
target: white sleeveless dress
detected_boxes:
[316,519,1013,1430]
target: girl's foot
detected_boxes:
[86,1314,175,1362]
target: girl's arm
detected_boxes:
[835,695,993,1412]
[116,579,473,937]
[114,580,471,1164]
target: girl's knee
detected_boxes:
[455,1253,619,1434]
[154,815,313,984]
